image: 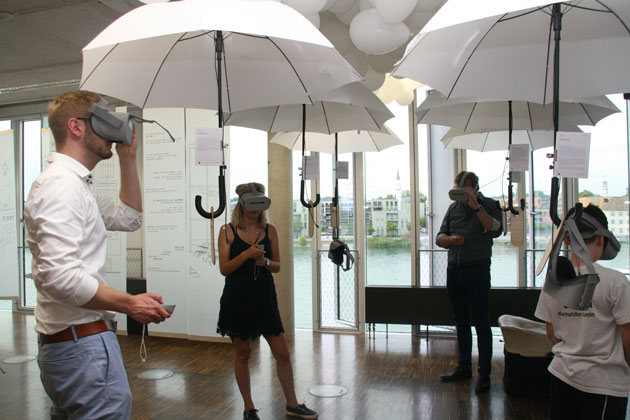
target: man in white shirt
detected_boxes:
[536,204,630,420]
[24,90,170,420]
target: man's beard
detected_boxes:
[85,129,113,160]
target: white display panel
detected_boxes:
[0,131,19,299]
[143,108,188,334]
[143,108,228,339]
[185,109,227,339]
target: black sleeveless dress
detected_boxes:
[216,224,284,340]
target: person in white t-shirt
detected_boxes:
[536,204,630,420]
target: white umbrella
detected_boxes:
[393,0,630,104]
[271,125,403,154]
[81,0,361,113]
[225,82,393,134]
[417,91,620,132]
[440,128,554,152]
[80,0,361,219]
[226,81,393,208]
[393,0,630,224]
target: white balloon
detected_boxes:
[368,43,407,73]
[404,11,432,34]
[349,9,410,55]
[395,89,415,106]
[359,0,372,11]
[319,15,352,54]
[304,13,320,28]
[329,0,355,15]
[376,76,405,103]
[321,0,337,11]
[336,0,360,25]
[343,44,369,77]
[415,0,444,13]
[282,0,327,15]
[374,0,417,25]
[362,66,386,91]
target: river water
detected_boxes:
[292,241,630,329]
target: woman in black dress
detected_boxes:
[217,183,318,420]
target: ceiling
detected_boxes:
[0,0,142,108]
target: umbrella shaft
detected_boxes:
[216,30,224,128]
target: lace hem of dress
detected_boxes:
[216,326,284,340]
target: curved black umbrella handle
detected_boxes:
[195,166,226,219]
[549,176,561,226]
[300,179,320,208]
[507,177,518,215]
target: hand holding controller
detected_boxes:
[160,304,176,314]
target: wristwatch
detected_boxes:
[475,205,483,213]
[265,258,270,268]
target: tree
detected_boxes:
[367,225,375,235]
[579,190,595,198]
[386,221,398,236]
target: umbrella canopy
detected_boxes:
[80,0,361,112]
[417,91,620,132]
[271,125,403,154]
[440,128,554,152]
[224,82,393,134]
[393,0,630,104]
[393,0,630,225]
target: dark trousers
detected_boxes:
[549,374,628,420]
[446,259,492,376]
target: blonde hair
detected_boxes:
[231,182,268,229]
[48,90,101,148]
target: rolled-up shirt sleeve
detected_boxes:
[485,200,503,237]
[96,196,142,231]
[25,177,99,306]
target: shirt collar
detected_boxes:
[48,152,92,183]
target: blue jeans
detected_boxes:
[446,259,492,376]
[38,330,132,420]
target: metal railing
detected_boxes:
[317,250,360,332]
[418,248,448,286]
[127,248,143,278]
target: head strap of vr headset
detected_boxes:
[543,205,617,310]
[458,171,479,192]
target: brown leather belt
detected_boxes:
[40,320,114,344]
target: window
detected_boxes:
[365,102,410,286]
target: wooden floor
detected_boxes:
[0,311,552,420]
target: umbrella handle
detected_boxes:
[507,178,518,215]
[195,167,226,219]
[549,176,561,226]
[300,179,320,208]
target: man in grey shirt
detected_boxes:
[436,171,502,392]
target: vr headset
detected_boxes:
[87,98,175,145]
[544,205,620,310]
[449,171,478,202]
[88,99,135,145]
[328,239,355,271]
[238,183,271,211]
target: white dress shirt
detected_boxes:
[24,152,142,335]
